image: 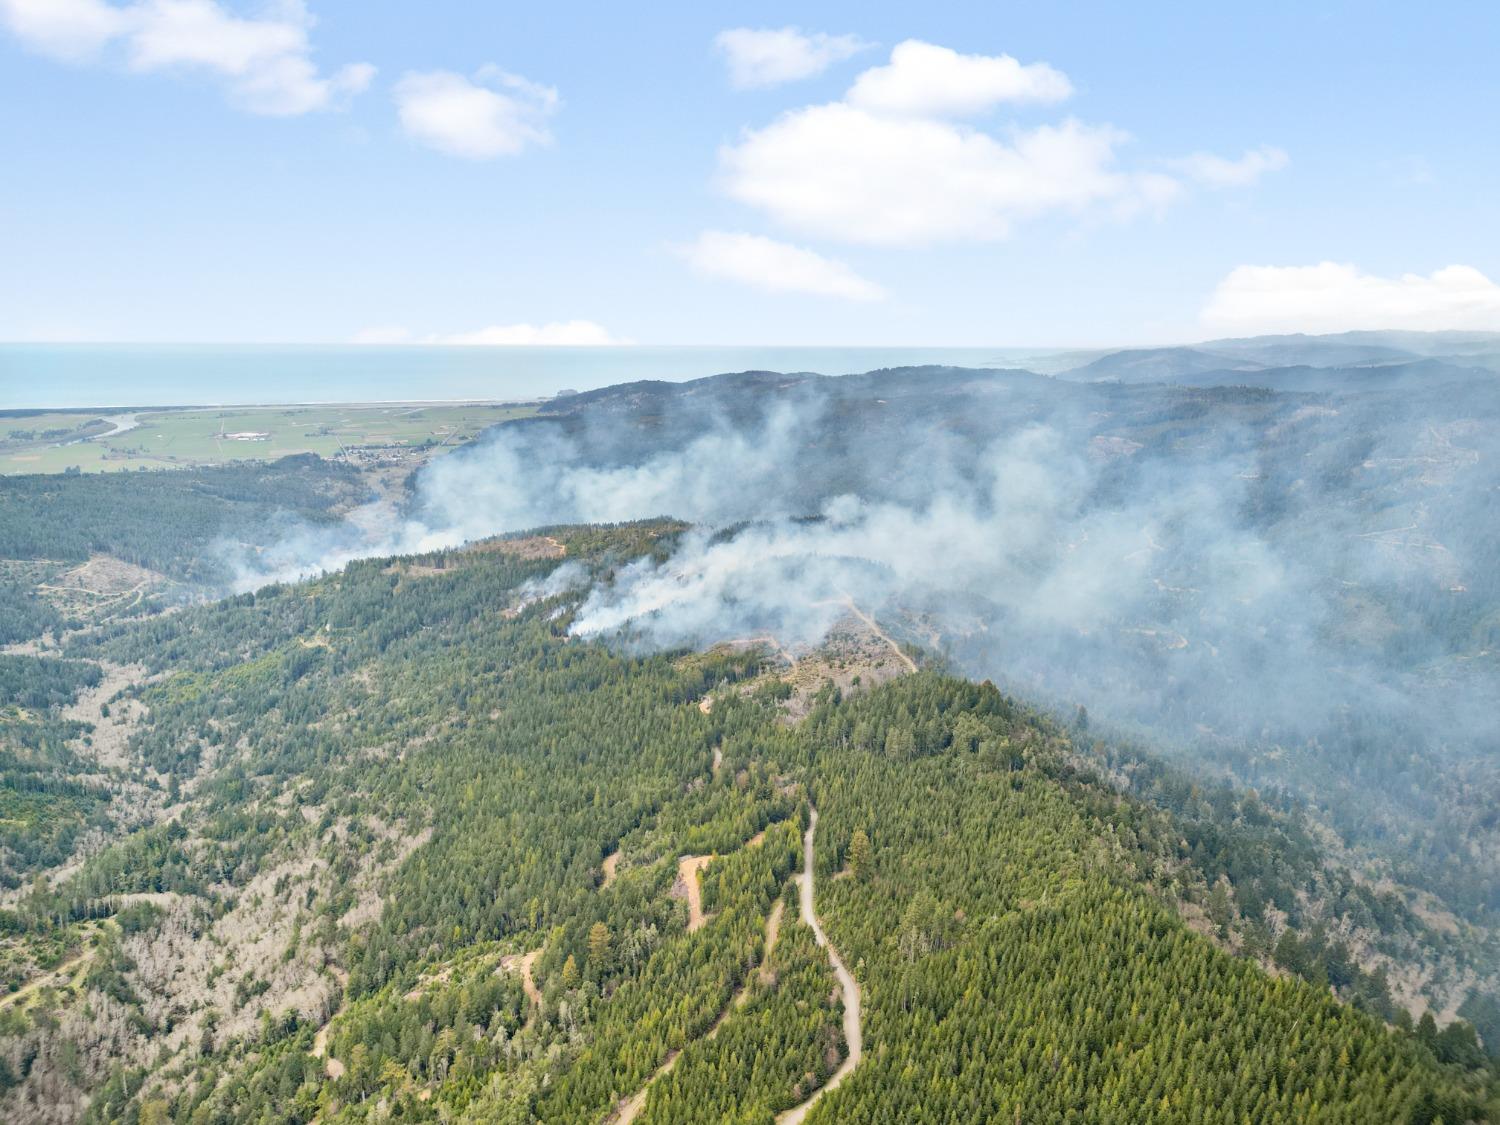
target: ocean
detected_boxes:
[0,345,1039,409]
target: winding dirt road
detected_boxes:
[776,806,863,1125]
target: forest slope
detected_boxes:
[0,526,1490,1122]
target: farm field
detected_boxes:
[0,402,536,474]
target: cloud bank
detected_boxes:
[717,40,1281,246]
[845,40,1072,116]
[0,0,373,115]
[1203,262,1500,334]
[1167,145,1289,188]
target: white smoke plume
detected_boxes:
[228,369,1496,764]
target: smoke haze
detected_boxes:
[230,362,1500,910]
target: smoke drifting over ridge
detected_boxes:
[234,366,1499,776]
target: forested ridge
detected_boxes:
[0,524,1493,1123]
[0,457,366,581]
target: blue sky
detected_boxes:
[2,0,1498,347]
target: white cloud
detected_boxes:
[1202,262,1500,335]
[722,105,1168,246]
[1167,145,1289,188]
[0,0,372,114]
[677,230,885,301]
[719,43,1179,246]
[845,39,1071,117]
[0,0,128,60]
[714,26,869,89]
[394,67,557,159]
[352,321,628,346]
[718,40,1284,247]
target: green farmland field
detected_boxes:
[0,402,535,475]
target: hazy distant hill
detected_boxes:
[1060,346,1261,382]
[1171,358,1496,392]
[1053,330,1500,386]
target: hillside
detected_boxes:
[445,363,1500,933]
[0,525,1493,1123]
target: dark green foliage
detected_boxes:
[635,902,840,1124]
[1460,991,1500,1060]
[0,580,62,645]
[0,455,365,584]
[0,655,101,710]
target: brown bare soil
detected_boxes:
[837,597,916,673]
[672,855,714,932]
[773,607,916,721]
[501,948,544,1007]
[758,900,784,986]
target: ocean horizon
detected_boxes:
[0,344,1042,410]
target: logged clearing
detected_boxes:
[36,555,168,619]
[774,608,917,721]
[697,605,916,726]
[469,534,567,560]
[836,596,917,674]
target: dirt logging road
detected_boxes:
[839,597,917,674]
[777,804,863,1125]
